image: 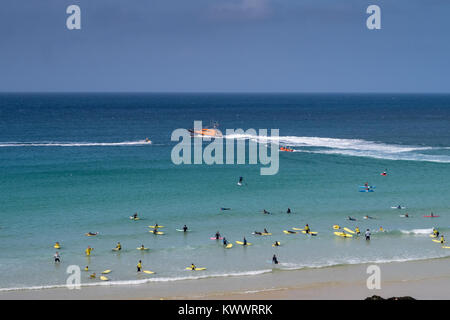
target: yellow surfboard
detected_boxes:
[302,231,318,235]
[429,234,437,238]
[442,246,450,249]
[236,241,252,246]
[272,242,281,247]
[292,227,304,231]
[432,239,445,243]
[343,227,355,234]
[225,243,233,249]
[261,233,272,236]
[149,231,164,235]
[143,270,155,274]
[333,225,340,230]
[148,225,164,228]
[101,270,111,274]
[137,247,149,250]
[100,276,109,281]
[185,267,206,271]
[334,232,353,238]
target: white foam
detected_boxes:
[400,228,434,235]
[224,134,450,163]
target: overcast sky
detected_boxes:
[0,0,449,92]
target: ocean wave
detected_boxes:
[0,140,152,147]
[224,134,450,163]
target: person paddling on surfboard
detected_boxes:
[223,237,228,246]
[273,241,280,247]
[133,212,138,219]
[115,242,122,251]
[263,209,270,215]
[433,228,439,237]
[272,254,279,264]
[254,231,262,235]
[264,228,269,234]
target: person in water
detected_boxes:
[272,254,279,265]
[365,229,371,241]
[379,226,384,232]
[223,237,228,246]
[115,242,122,250]
[54,252,60,263]
[397,205,402,209]
[348,216,356,221]
[273,241,280,247]
[264,228,269,234]
[430,212,435,217]
[433,228,440,237]
[440,235,445,244]
[304,224,310,234]
[404,213,409,218]
[287,208,291,214]
[140,244,146,250]
[191,263,196,270]
[243,237,247,245]
[238,177,243,185]
[84,266,89,271]
[355,227,360,235]
[85,246,93,256]
[263,209,270,214]
[133,212,138,219]
[215,231,221,239]
[254,231,262,235]
[137,260,142,272]
[183,225,188,232]
[90,273,96,279]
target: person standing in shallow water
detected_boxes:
[365,229,371,241]
[272,254,279,264]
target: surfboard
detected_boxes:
[283,230,297,234]
[137,247,149,250]
[225,243,233,249]
[359,189,374,192]
[176,229,190,232]
[130,217,140,220]
[391,206,405,209]
[343,227,355,234]
[272,242,281,247]
[101,270,111,274]
[210,237,223,240]
[149,231,164,235]
[85,232,98,236]
[54,244,60,249]
[333,225,340,230]
[261,233,272,236]
[429,234,437,238]
[432,239,445,243]
[399,215,409,218]
[301,231,317,235]
[442,246,450,249]
[424,215,440,218]
[236,241,252,246]
[112,248,121,251]
[292,227,304,231]
[143,270,155,274]
[100,276,109,281]
[185,267,206,271]
[359,186,375,188]
[148,225,164,228]
[334,232,353,238]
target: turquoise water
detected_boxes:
[0,93,449,290]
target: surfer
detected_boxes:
[365,229,371,241]
[379,226,384,232]
[272,254,279,264]
[85,246,93,256]
[355,227,361,235]
[243,237,247,245]
[263,209,270,215]
[397,205,402,209]
[304,224,310,234]
[140,244,146,250]
[433,228,440,237]
[115,242,122,251]
[430,212,435,217]
[137,260,142,272]
[273,241,280,247]
[90,273,96,279]
[223,237,228,246]
[238,177,243,185]
[190,263,196,270]
[440,235,445,244]
[381,169,387,176]
[183,225,188,232]
[254,231,262,235]
[86,232,98,236]
[287,208,291,214]
[348,216,356,221]
[133,212,138,219]
[404,213,409,218]
[264,228,269,234]
[84,266,89,271]
[54,252,61,263]
[215,231,221,240]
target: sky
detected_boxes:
[0,0,449,93]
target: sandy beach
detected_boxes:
[1,257,448,300]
